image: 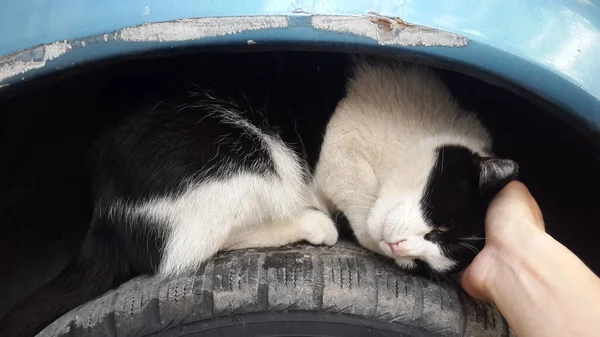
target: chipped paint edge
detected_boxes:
[0,15,289,86]
[311,13,468,47]
[118,16,289,42]
[0,13,465,86]
[0,41,72,82]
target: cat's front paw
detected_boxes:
[298,209,338,246]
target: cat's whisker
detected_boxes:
[407,202,415,219]
[459,242,481,255]
[458,243,476,255]
[438,271,454,284]
[457,237,486,241]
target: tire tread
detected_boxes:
[38,241,510,337]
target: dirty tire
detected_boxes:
[38,241,512,337]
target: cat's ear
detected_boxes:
[475,155,519,197]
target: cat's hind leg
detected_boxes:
[156,144,338,276]
[154,173,301,276]
[150,108,340,276]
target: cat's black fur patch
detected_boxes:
[420,145,518,276]
[91,97,277,201]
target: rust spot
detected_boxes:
[311,13,468,47]
[394,18,415,28]
[368,14,416,32]
[369,17,394,32]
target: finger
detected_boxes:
[502,181,544,230]
[486,181,545,232]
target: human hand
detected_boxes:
[460,181,600,337]
[460,181,546,301]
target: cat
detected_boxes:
[0,55,517,336]
[315,59,518,273]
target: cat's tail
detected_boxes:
[0,223,145,337]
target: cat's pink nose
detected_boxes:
[387,240,410,256]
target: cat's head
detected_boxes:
[367,144,518,275]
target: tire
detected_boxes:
[38,241,512,337]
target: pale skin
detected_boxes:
[460,181,600,337]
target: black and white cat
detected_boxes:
[1,56,517,336]
[317,59,518,272]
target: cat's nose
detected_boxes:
[387,240,410,256]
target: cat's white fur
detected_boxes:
[111,60,493,276]
[116,126,337,276]
[314,60,492,272]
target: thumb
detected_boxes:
[459,249,497,302]
[460,266,488,301]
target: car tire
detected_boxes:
[38,241,511,337]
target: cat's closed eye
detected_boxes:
[436,226,450,233]
[424,227,450,242]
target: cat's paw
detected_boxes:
[298,209,339,246]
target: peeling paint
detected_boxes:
[311,13,467,47]
[0,41,72,82]
[118,16,289,42]
[0,13,465,85]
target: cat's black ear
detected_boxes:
[475,155,519,198]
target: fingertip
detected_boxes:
[489,180,537,213]
[497,181,545,230]
[497,180,531,199]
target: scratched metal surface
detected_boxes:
[0,0,599,133]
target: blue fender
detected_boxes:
[1,0,599,137]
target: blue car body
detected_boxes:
[1,0,599,137]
